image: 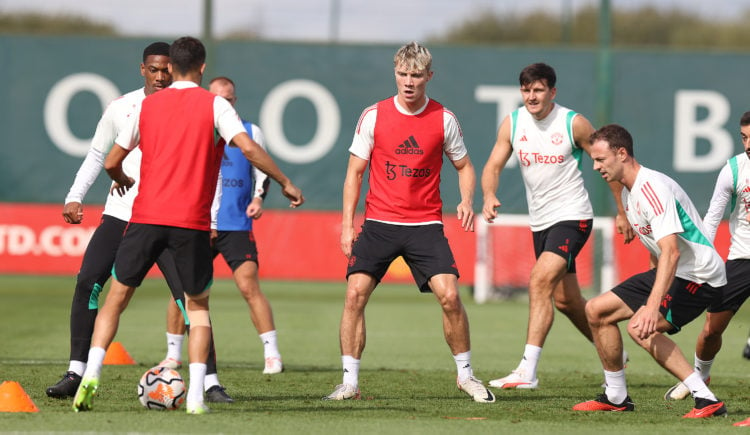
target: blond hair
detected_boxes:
[393,41,432,72]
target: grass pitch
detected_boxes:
[1,275,750,433]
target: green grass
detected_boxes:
[2,275,750,433]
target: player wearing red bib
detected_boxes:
[72,36,303,414]
[324,42,494,403]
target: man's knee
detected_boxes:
[344,276,375,309]
[584,298,605,324]
[187,308,210,327]
[554,293,584,314]
[702,312,733,340]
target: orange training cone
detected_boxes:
[103,341,137,365]
[0,381,39,412]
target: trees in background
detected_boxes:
[431,5,750,50]
[0,12,115,36]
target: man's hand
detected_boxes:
[62,202,84,224]
[457,201,474,232]
[110,176,135,197]
[482,195,501,223]
[246,197,264,219]
[629,304,660,340]
[281,182,304,208]
[340,226,357,258]
[616,213,635,244]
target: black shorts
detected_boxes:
[346,220,458,293]
[532,219,593,273]
[112,223,213,296]
[612,269,722,334]
[213,230,259,271]
[708,259,750,313]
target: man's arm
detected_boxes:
[63,148,105,224]
[480,116,513,223]
[247,125,270,219]
[576,115,635,243]
[341,154,368,258]
[631,234,680,340]
[451,155,476,232]
[230,131,303,208]
[103,144,134,195]
[62,104,119,224]
[703,163,733,242]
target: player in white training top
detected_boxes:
[481,63,633,390]
[573,124,726,419]
[663,111,750,414]
[47,42,177,399]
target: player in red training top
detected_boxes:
[72,36,303,415]
[323,41,494,403]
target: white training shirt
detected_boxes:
[623,166,726,287]
[703,153,750,260]
[510,104,593,232]
[63,87,147,221]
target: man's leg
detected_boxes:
[553,274,594,342]
[626,319,726,418]
[47,217,125,398]
[161,298,186,369]
[490,252,567,389]
[573,291,634,412]
[72,279,136,412]
[664,310,734,400]
[527,252,569,346]
[232,261,282,374]
[428,273,470,355]
[429,273,494,403]
[323,272,376,400]
[184,292,211,414]
[695,311,733,372]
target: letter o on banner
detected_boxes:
[44,73,121,157]
[260,79,340,164]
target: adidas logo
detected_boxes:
[395,135,424,155]
[519,135,528,142]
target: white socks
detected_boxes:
[259,330,281,359]
[204,373,219,391]
[342,355,360,388]
[165,332,184,361]
[603,369,627,404]
[82,347,106,379]
[453,351,473,382]
[68,360,86,377]
[683,371,717,401]
[188,363,207,404]
[694,354,713,381]
[517,344,542,380]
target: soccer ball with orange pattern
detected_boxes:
[137,366,186,410]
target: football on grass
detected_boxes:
[138,366,186,410]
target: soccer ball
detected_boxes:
[138,366,186,410]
